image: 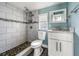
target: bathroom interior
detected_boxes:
[0,2,79,56]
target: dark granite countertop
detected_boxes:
[0,41,30,56]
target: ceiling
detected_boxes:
[9,2,62,11]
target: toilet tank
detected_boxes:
[38,31,46,40]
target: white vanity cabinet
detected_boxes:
[48,31,74,56]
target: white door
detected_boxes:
[59,41,73,56]
[48,39,59,56]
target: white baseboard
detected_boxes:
[42,44,48,48]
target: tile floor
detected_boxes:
[0,41,48,56]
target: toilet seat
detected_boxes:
[31,40,42,48]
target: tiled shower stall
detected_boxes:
[0,2,28,53]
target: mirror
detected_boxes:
[49,9,66,23]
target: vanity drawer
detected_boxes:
[48,32,73,42]
[57,33,73,41]
[48,32,58,38]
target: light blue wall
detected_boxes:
[37,2,68,45]
[68,2,79,56]
[38,3,68,14]
[33,2,79,55]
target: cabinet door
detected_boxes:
[59,41,73,56]
[48,39,59,56]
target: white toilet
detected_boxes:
[31,31,46,56]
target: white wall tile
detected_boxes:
[0,3,28,53]
[0,40,7,53]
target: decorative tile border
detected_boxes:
[0,18,38,24]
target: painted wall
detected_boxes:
[68,2,79,56]
[0,3,28,53]
[37,2,68,45]
[32,2,79,55]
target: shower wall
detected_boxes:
[0,3,28,53]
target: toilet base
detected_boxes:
[34,47,43,56]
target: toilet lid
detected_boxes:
[31,40,42,46]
